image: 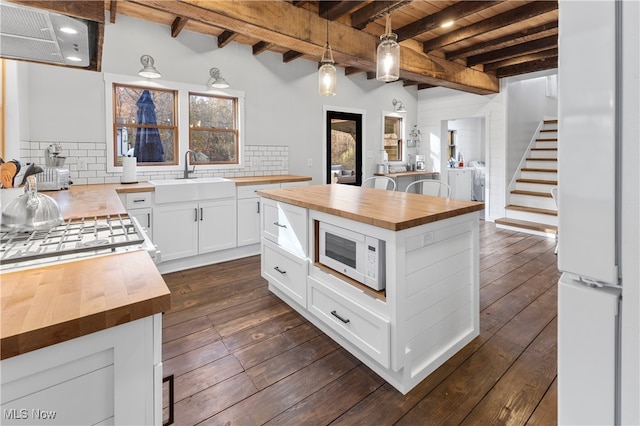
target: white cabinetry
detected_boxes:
[154,200,236,262]
[1,315,163,426]
[120,192,154,240]
[237,184,278,247]
[448,168,473,200]
[261,198,308,308]
[261,199,480,394]
[237,181,309,247]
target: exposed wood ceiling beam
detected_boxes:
[496,56,558,78]
[344,67,363,76]
[319,1,366,20]
[422,1,557,52]
[283,50,305,63]
[171,16,189,38]
[109,0,117,24]
[217,30,238,48]
[483,47,558,72]
[252,41,272,55]
[445,20,558,60]
[135,0,498,94]
[418,83,435,90]
[366,71,376,80]
[467,34,557,66]
[351,0,412,30]
[395,1,503,42]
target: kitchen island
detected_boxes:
[257,184,484,394]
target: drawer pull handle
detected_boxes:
[274,221,287,228]
[274,266,287,274]
[133,198,145,203]
[331,310,350,324]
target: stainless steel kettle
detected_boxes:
[1,175,63,232]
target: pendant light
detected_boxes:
[376,13,400,82]
[318,18,337,96]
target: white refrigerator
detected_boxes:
[557,1,640,425]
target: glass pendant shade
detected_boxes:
[319,44,337,96]
[376,15,400,82]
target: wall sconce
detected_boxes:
[318,18,337,96]
[392,99,407,113]
[209,68,230,88]
[138,54,161,79]
[376,14,400,82]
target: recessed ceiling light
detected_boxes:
[60,26,78,34]
[66,56,83,62]
[441,20,454,28]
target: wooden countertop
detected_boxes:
[257,184,484,231]
[230,175,312,186]
[2,183,168,360]
[1,250,170,360]
[374,171,439,178]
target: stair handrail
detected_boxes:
[506,120,546,194]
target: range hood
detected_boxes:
[0,0,96,68]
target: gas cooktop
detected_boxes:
[0,214,147,270]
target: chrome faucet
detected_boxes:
[184,150,196,179]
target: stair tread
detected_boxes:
[495,217,558,234]
[511,189,554,198]
[521,168,558,172]
[526,157,557,161]
[536,138,558,141]
[531,147,557,151]
[505,204,557,216]
[516,178,558,185]
[544,119,558,124]
[540,129,557,132]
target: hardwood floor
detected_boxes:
[161,221,559,425]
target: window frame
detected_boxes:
[188,91,239,165]
[104,73,246,174]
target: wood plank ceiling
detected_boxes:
[6,1,560,95]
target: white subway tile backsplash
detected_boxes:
[19,141,289,185]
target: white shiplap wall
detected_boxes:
[416,84,507,221]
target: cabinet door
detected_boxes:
[128,207,153,241]
[153,203,198,261]
[237,197,261,246]
[448,170,472,201]
[199,199,237,254]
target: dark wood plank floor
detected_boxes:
[161,220,559,425]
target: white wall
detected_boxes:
[505,73,558,182]
[417,85,507,221]
[7,14,417,185]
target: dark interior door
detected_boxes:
[326,110,362,186]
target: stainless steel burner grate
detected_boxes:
[0,214,146,267]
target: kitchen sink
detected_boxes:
[149,178,235,203]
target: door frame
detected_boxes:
[322,105,366,185]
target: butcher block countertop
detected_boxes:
[230,174,311,186]
[258,184,484,231]
[1,251,170,360]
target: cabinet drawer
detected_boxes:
[237,183,279,199]
[262,240,307,308]
[262,199,307,257]
[125,192,153,209]
[308,276,390,368]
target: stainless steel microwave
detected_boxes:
[318,222,386,290]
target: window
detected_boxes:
[189,93,238,164]
[112,84,177,166]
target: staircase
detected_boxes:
[496,119,558,237]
